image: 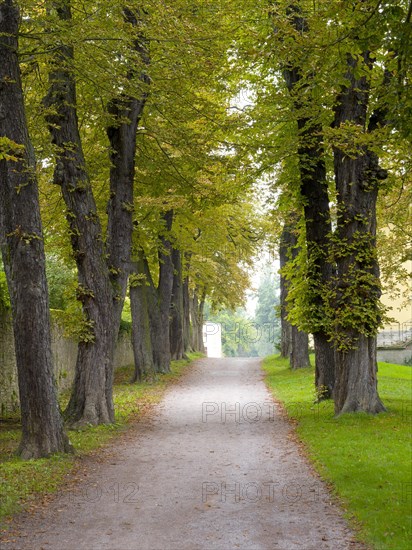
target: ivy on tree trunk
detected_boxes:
[332,52,387,415]
[280,4,335,394]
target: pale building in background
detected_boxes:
[378,257,412,364]
[379,257,412,341]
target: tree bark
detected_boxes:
[106,6,150,329]
[153,211,174,372]
[313,333,335,400]
[170,248,185,360]
[290,327,310,370]
[130,213,174,375]
[190,288,206,353]
[44,0,115,426]
[334,335,384,414]
[279,226,292,359]
[130,255,155,381]
[281,4,335,395]
[332,52,386,415]
[183,274,192,353]
[279,223,310,369]
[0,0,71,458]
[197,292,206,354]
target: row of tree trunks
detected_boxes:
[279,223,310,369]
[130,233,208,381]
[130,211,175,378]
[43,2,150,426]
[276,5,386,415]
[0,0,71,458]
[281,5,335,395]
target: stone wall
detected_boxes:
[377,345,412,366]
[0,309,134,415]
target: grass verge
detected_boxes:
[263,355,412,550]
[0,353,203,526]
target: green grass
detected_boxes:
[0,353,203,526]
[263,355,412,550]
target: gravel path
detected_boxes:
[1,358,360,550]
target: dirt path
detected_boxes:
[1,358,359,550]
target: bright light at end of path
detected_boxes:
[203,322,222,358]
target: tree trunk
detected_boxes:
[183,274,192,353]
[197,292,206,354]
[334,335,384,414]
[190,288,206,353]
[130,255,155,381]
[332,52,386,415]
[170,248,185,360]
[313,333,335,400]
[279,226,292,359]
[130,213,174,376]
[44,0,115,426]
[290,327,310,370]
[279,222,310,369]
[106,6,150,329]
[190,292,198,351]
[0,0,71,458]
[153,211,174,372]
[281,4,335,395]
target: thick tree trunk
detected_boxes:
[44,0,115,426]
[170,248,185,360]
[282,4,335,395]
[130,256,155,381]
[334,335,383,414]
[314,333,335,400]
[279,222,310,369]
[0,0,71,458]
[332,53,386,415]
[106,6,150,329]
[290,327,310,370]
